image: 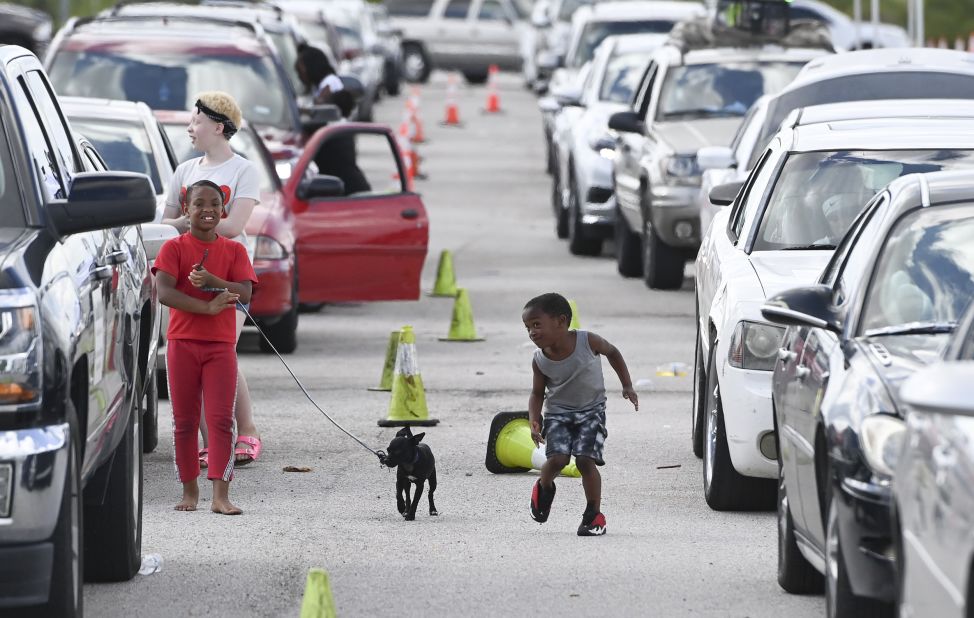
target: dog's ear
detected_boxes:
[399,427,413,437]
[412,432,425,443]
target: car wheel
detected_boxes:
[402,43,431,83]
[84,400,143,582]
[157,365,168,400]
[691,331,706,459]
[142,370,159,453]
[552,176,569,239]
[777,443,824,592]
[462,70,489,84]
[615,211,642,277]
[567,180,602,256]
[260,284,299,355]
[384,60,402,96]
[702,345,776,511]
[825,489,893,618]
[642,217,685,290]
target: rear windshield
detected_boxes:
[162,123,275,193]
[570,20,675,67]
[657,62,804,121]
[0,114,26,227]
[68,117,163,193]
[48,50,293,130]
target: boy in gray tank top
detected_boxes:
[523,293,638,536]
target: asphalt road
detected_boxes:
[85,73,826,617]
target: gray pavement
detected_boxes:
[85,73,825,617]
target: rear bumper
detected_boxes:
[249,259,294,322]
[837,476,896,602]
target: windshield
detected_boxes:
[162,123,275,193]
[657,62,804,120]
[599,52,647,103]
[558,0,591,21]
[48,50,293,130]
[860,205,974,335]
[570,20,674,67]
[0,118,26,227]
[68,117,163,193]
[754,150,974,251]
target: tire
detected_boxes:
[157,365,168,400]
[142,371,159,453]
[259,303,298,354]
[552,176,568,239]
[84,402,143,582]
[462,70,489,84]
[567,181,602,256]
[402,43,431,83]
[691,331,706,459]
[777,445,824,593]
[384,59,402,96]
[642,217,685,290]
[702,345,776,511]
[615,211,642,277]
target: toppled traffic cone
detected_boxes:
[367,330,400,392]
[441,72,462,127]
[484,64,502,114]
[430,250,458,297]
[407,87,426,143]
[568,299,581,330]
[379,326,439,427]
[299,568,337,618]
[485,411,581,477]
[439,289,484,342]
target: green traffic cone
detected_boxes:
[430,250,458,297]
[568,299,580,330]
[439,289,484,342]
[299,568,337,618]
[379,326,439,427]
[367,330,399,392]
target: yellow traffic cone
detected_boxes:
[568,299,580,330]
[484,411,581,477]
[367,330,399,392]
[430,250,458,297]
[439,288,484,342]
[379,326,439,427]
[299,568,337,618]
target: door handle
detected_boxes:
[400,208,419,219]
[91,265,113,281]
[778,348,796,362]
[100,250,128,266]
[795,365,810,380]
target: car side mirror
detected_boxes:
[901,363,974,416]
[709,181,745,207]
[537,50,563,71]
[297,175,346,200]
[608,111,645,135]
[48,172,156,236]
[761,285,842,334]
[141,223,180,261]
[537,96,560,113]
[697,146,736,171]
[301,104,341,133]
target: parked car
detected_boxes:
[610,43,826,288]
[523,0,593,89]
[369,2,406,96]
[44,14,327,181]
[0,45,156,615]
[694,100,974,512]
[158,111,300,354]
[695,48,974,241]
[385,0,530,83]
[790,0,910,51]
[0,2,51,56]
[896,303,974,618]
[762,170,974,616]
[549,33,668,254]
[61,95,180,446]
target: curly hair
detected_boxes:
[194,91,243,135]
[524,292,572,322]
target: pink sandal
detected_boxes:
[199,448,209,469]
[234,436,262,466]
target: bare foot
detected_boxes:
[211,499,242,515]
[175,482,199,511]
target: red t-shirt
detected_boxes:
[151,233,258,343]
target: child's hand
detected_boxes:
[530,420,544,446]
[623,386,639,411]
[207,290,239,314]
[188,267,214,289]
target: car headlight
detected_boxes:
[588,132,617,160]
[0,289,42,407]
[728,321,784,371]
[247,235,288,260]
[275,160,294,182]
[664,154,702,181]
[860,414,906,478]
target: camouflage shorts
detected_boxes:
[542,403,608,466]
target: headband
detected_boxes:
[195,99,238,139]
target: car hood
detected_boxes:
[748,251,833,297]
[654,117,742,154]
[862,334,951,401]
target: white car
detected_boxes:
[693,98,974,511]
[790,0,911,51]
[550,33,668,254]
[528,0,594,89]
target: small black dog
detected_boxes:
[379,427,438,521]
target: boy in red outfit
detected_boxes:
[153,180,257,515]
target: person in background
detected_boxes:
[295,43,343,104]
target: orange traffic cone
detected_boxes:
[938,36,949,48]
[407,87,426,143]
[484,64,501,114]
[968,32,974,51]
[399,114,426,181]
[394,121,415,191]
[956,36,966,51]
[441,72,462,127]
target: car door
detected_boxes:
[470,0,521,70]
[614,61,656,229]
[428,0,474,66]
[284,124,429,302]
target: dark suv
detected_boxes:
[0,46,156,616]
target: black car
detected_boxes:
[761,170,974,617]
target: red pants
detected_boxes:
[167,340,237,483]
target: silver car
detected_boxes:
[895,302,974,618]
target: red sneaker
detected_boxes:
[577,511,606,536]
[530,480,556,523]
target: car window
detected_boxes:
[656,62,804,121]
[788,6,827,22]
[68,117,163,193]
[228,130,277,194]
[570,20,675,68]
[599,52,646,103]
[268,31,302,93]
[10,77,64,200]
[478,0,508,20]
[0,114,27,227]
[443,0,472,19]
[860,205,974,335]
[730,148,774,241]
[960,319,974,360]
[313,131,404,198]
[386,0,435,17]
[24,71,78,184]
[754,150,974,251]
[557,0,590,21]
[826,193,884,306]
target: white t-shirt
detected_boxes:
[165,154,261,256]
[315,74,344,98]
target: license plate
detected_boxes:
[0,463,11,518]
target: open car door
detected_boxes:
[283,123,430,302]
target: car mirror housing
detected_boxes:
[608,111,645,135]
[301,104,341,134]
[697,146,736,171]
[901,362,974,417]
[761,285,842,333]
[48,172,156,236]
[709,181,745,206]
[297,175,346,200]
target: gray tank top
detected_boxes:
[534,330,606,415]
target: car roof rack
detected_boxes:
[77,12,265,37]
